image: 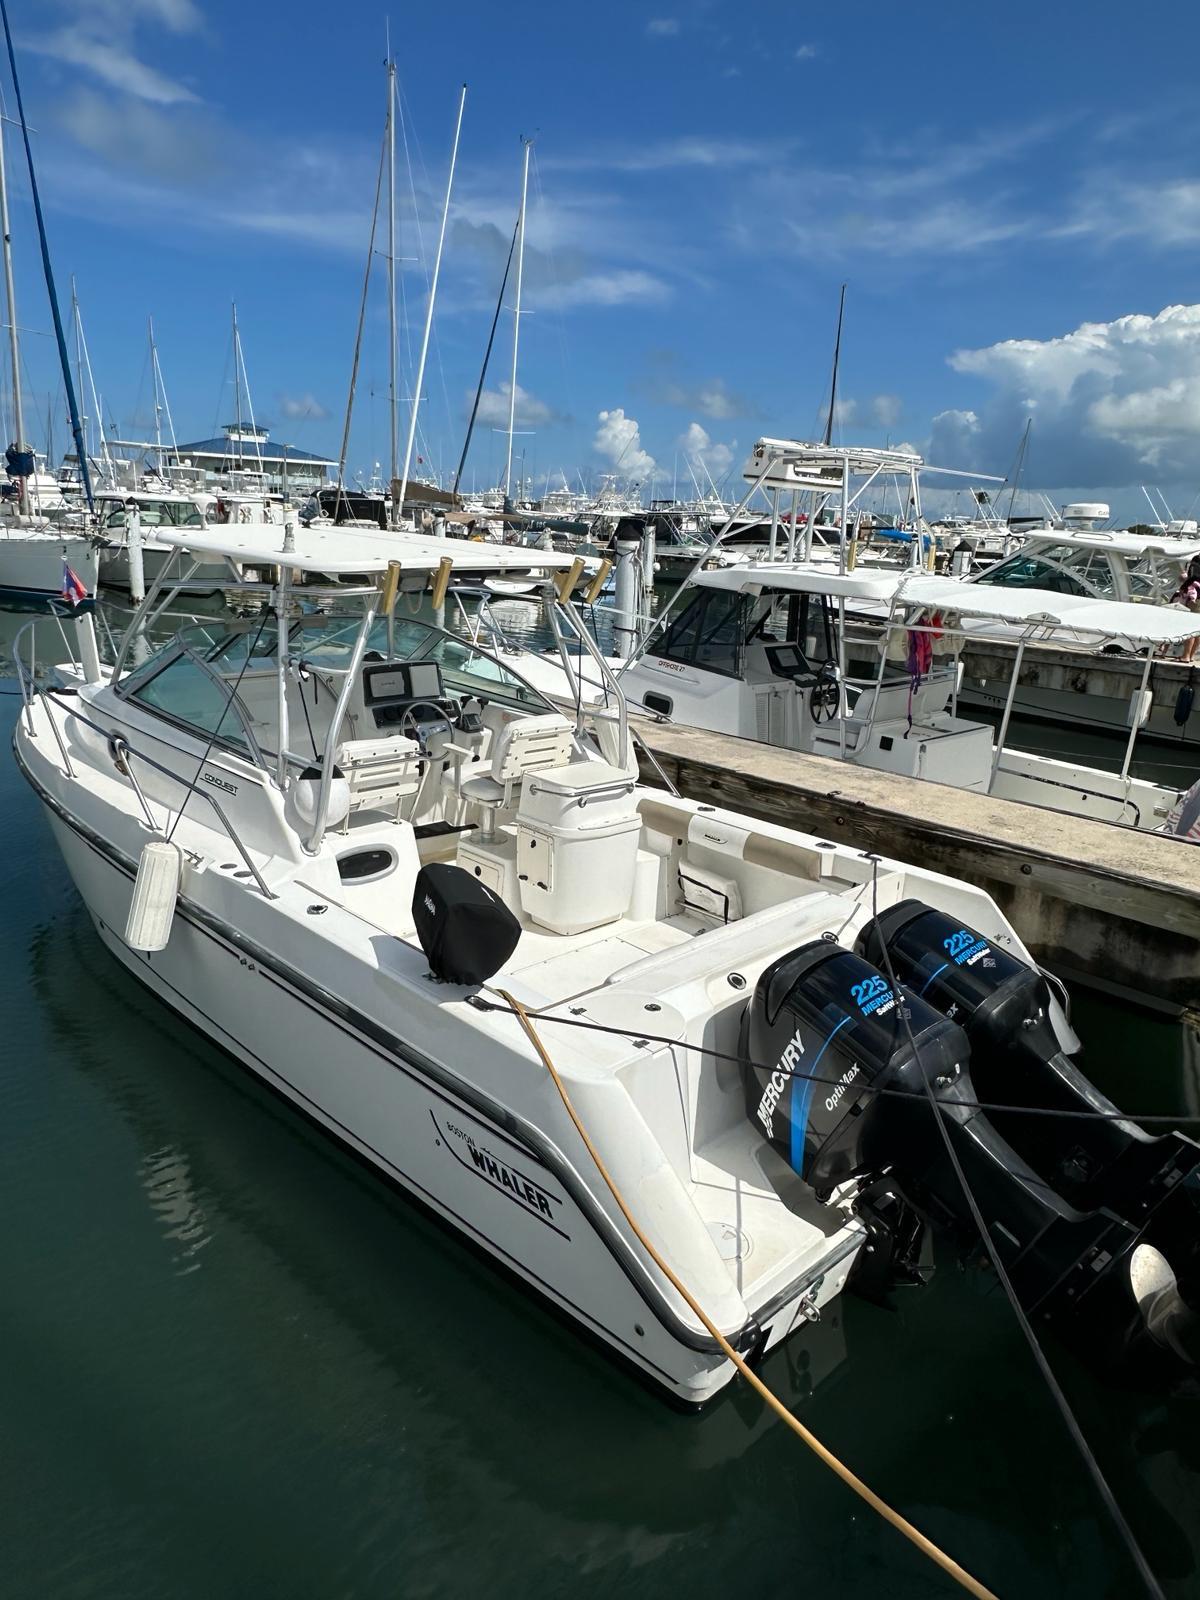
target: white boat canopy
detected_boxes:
[1016,528,1200,559]
[154,524,578,577]
[689,561,1200,645]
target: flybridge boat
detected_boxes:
[14,526,1200,1401]
[612,563,1200,833]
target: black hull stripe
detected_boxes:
[101,918,668,1380]
[13,734,765,1368]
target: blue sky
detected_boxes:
[7,0,1200,517]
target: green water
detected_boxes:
[3,600,1200,1599]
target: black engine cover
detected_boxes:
[412,863,521,985]
[742,940,968,1194]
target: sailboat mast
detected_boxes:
[386,55,399,526]
[1005,417,1031,527]
[71,275,88,464]
[231,301,243,470]
[823,283,846,450]
[503,138,531,502]
[452,214,517,498]
[399,82,466,518]
[149,315,162,462]
[0,108,28,514]
[150,318,177,458]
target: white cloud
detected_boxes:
[648,363,747,419]
[475,383,555,428]
[871,393,903,428]
[278,393,330,421]
[594,409,656,482]
[1056,177,1200,249]
[534,269,670,311]
[30,27,198,103]
[545,135,794,174]
[646,18,680,36]
[679,421,735,481]
[817,397,858,435]
[58,90,219,180]
[47,0,202,31]
[794,44,819,60]
[935,303,1200,484]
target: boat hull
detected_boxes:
[19,752,847,1404]
[0,531,99,597]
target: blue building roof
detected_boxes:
[170,437,336,466]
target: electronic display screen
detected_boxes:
[364,662,443,702]
[766,644,807,677]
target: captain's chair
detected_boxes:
[459,713,575,842]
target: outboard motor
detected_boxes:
[742,940,967,1194]
[856,901,1200,1367]
[742,935,1200,1372]
[859,902,1200,1243]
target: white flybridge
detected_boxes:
[22,523,1200,1402]
[613,562,1200,833]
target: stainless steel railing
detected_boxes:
[12,619,276,902]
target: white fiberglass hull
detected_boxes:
[98,541,231,594]
[961,676,1200,750]
[0,528,99,597]
[20,745,854,1404]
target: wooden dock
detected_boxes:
[635,719,1200,1014]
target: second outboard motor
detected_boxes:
[741,938,1194,1366]
[858,900,1200,1365]
[859,901,1200,1230]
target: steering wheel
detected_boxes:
[398,699,456,757]
[808,659,842,723]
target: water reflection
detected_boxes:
[138,1146,212,1274]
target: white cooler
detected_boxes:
[515,762,641,934]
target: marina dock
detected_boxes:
[636,718,1200,1015]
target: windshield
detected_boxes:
[102,498,204,531]
[654,587,750,676]
[976,541,1116,597]
[204,611,556,714]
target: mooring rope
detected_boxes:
[498,988,1000,1600]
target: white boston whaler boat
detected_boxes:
[15,525,1200,1401]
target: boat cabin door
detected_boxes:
[746,591,840,752]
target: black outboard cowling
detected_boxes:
[742,940,967,1194]
[854,900,1200,1368]
[739,934,1200,1374]
[859,900,1200,1230]
[858,899,1060,1065]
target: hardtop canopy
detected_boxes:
[689,561,1200,645]
[155,524,578,577]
